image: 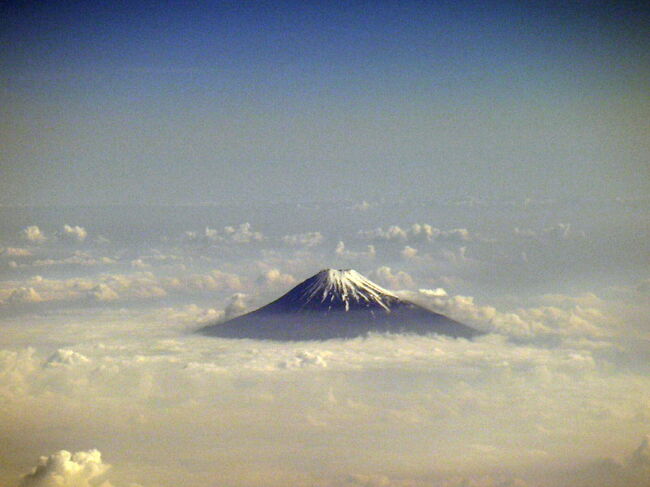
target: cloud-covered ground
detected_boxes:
[0,201,648,486]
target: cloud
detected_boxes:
[357,223,492,248]
[359,224,479,244]
[436,476,531,487]
[335,241,376,260]
[6,287,43,304]
[87,284,120,302]
[279,351,329,369]
[257,268,296,288]
[370,266,415,290]
[514,223,585,240]
[629,434,650,470]
[561,435,650,487]
[400,246,418,259]
[359,225,408,242]
[354,201,371,211]
[204,227,221,242]
[22,226,47,243]
[0,269,243,307]
[282,232,324,247]
[19,449,111,487]
[184,223,264,244]
[405,288,611,340]
[1,247,32,257]
[130,259,149,269]
[224,223,264,243]
[224,292,250,320]
[1,308,648,487]
[342,472,531,487]
[31,252,116,268]
[45,349,91,367]
[62,225,88,243]
[637,279,650,294]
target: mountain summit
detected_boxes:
[199,269,480,341]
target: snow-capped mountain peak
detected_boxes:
[200,268,481,341]
[297,268,399,311]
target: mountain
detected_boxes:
[199,269,481,341]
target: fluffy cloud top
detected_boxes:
[184,223,264,244]
[257,268,296,288]
[223,223,264,243]
[6,287,43,304]
[223,292,249,320]
[1,247,32,257]
[370,266,415,290]
[62,225,88,243]
[22,226,47,244]
[335,241,376,260]
[406,288,609,340]
[282,232,324,247]
[19,449,110,487]
[359,224,476,243]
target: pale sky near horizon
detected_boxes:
[2,0,649,205]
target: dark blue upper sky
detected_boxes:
[1,0,648,205]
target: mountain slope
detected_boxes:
[199,269,480,341]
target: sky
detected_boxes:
[2,0,649,205]
[1,1,649,487]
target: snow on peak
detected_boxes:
[299,268,398,311]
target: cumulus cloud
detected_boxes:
[637,279,650,294]
[224,222,264,243]
[204,227,220,241]
[1,247,32,257]
[282,232,324,247]
[400,246,418,259]
[1,307,648,487]
[406,288,610,340]
[354,201,371,211]
[6,287,43,304]
[31,252,115,268]
[343,473,531,487]
[257,268,296,288]
[19,449,114,487]
[45,349,91,367]
[184,223,264,244]
[223,292,250,320]
[335,241,376,260]
[22,226,47,243]
[629,435,650,471]
[0,269,244,307]
[359,224,478,243]
[87,284,120,302]
[560,435,650,487]
[62,225,88,243]
[279,351,329,369]
[514,223,585,240]
[370,266,415,290]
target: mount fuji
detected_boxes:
[199,269,480,341]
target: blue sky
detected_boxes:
[1,0,648,205]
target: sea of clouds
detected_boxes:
[0,200,648,487]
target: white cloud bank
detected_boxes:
[62,225,88,243]
[22,226,47,244]
[18,449,140,487]
[405,288,609,340]
[19,450,108,487]
[359,224,481,243]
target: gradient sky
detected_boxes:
[1,0,649,205]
